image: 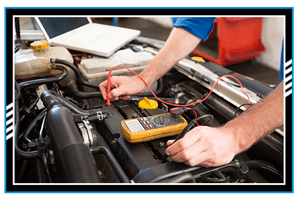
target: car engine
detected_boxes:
[13,36,284,186]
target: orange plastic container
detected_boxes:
[193,17,265,66]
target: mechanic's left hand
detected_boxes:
[165,125,238,167]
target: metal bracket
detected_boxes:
[97,111,104,121]
[77,119,98,147]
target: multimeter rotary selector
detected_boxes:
[121,113,188,143]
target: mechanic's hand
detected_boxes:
[165,126,238,167]
[99,75,147,101]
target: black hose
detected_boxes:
[15,100,40,159]
[19,65,67,89]
[158,173,196,183]
[15,43,21,53]
[67,80,102,99]
[41,152,52,183]
[202,92,239,121]
[17,134,43,157]
[234,103,252,117]
[156,77,164,95]
[39,116,46,139]
[38,115,52,182]
[195,104,220,127]
[147,167,198,183]
[15,82,21,100]
[51,58,99,89]
[15,17,21,41]
[20,93,39,122]
[20,93,39,111]
[34,158,48,183]
[137,77,164,97]
[90,146,130,183]
[41,90,100,116]
[15,159,29,182]
[22,109,47,143]
[204,170,227,183]
[45,104,101,183]
[15,96,20,135]
[244,160,283,182]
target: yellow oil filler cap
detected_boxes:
[191,56,205,62]
[30,40,50,51]
[138,97,158,109]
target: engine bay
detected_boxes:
[13,36,284,186]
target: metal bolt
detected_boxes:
[159,142,165,148]
[111,138,118,145]
[234,159,240,167]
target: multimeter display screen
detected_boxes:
[125,120,145,133]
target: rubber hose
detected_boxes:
[15,82,21,100]
[159,173,196,183]
[20,93,40,122]
[51,58,99,89]
[137,77,164,97]
[15,100,40,159]
[22,109,47,143]
[41,90,99,116]
[67,80,102,99]
[45,104,101,183]
[34,158,48,183]
[204,170,227,183]
[202,93,239,121]
[244,160,283,181]
[90,146,130,183]
[19,65,67,89]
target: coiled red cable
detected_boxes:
[106,66,251,109]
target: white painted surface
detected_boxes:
[140,17,173,29]
[256,17,284,71]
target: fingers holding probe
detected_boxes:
[165,125,236,167]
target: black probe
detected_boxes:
[161,114,214,163]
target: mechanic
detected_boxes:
[99,17,284,167]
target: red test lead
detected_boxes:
[105,66,251,109]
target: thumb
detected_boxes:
[166,139,175,147]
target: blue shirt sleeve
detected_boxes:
[278,40,284,84]
[172,17,216,41]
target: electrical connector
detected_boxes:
[170,107,188,118]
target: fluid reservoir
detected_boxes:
[78,48,154,84]
[15,41,76,86]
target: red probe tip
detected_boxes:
[106,100,111,106]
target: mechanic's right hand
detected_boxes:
[99,75,147,101]
[165,125,238,167]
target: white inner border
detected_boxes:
[11,14,287,186]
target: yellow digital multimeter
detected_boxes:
[121,113,188,143]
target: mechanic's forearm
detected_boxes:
[140,27,201,85]
[224,81,284,155]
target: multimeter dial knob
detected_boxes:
[153,116,171,126]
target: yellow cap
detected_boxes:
[138,97,158,109]
[191,56,205,62]
[30,41,50,51]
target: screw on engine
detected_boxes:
[111,138,118,145]
[233,159,240,167]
